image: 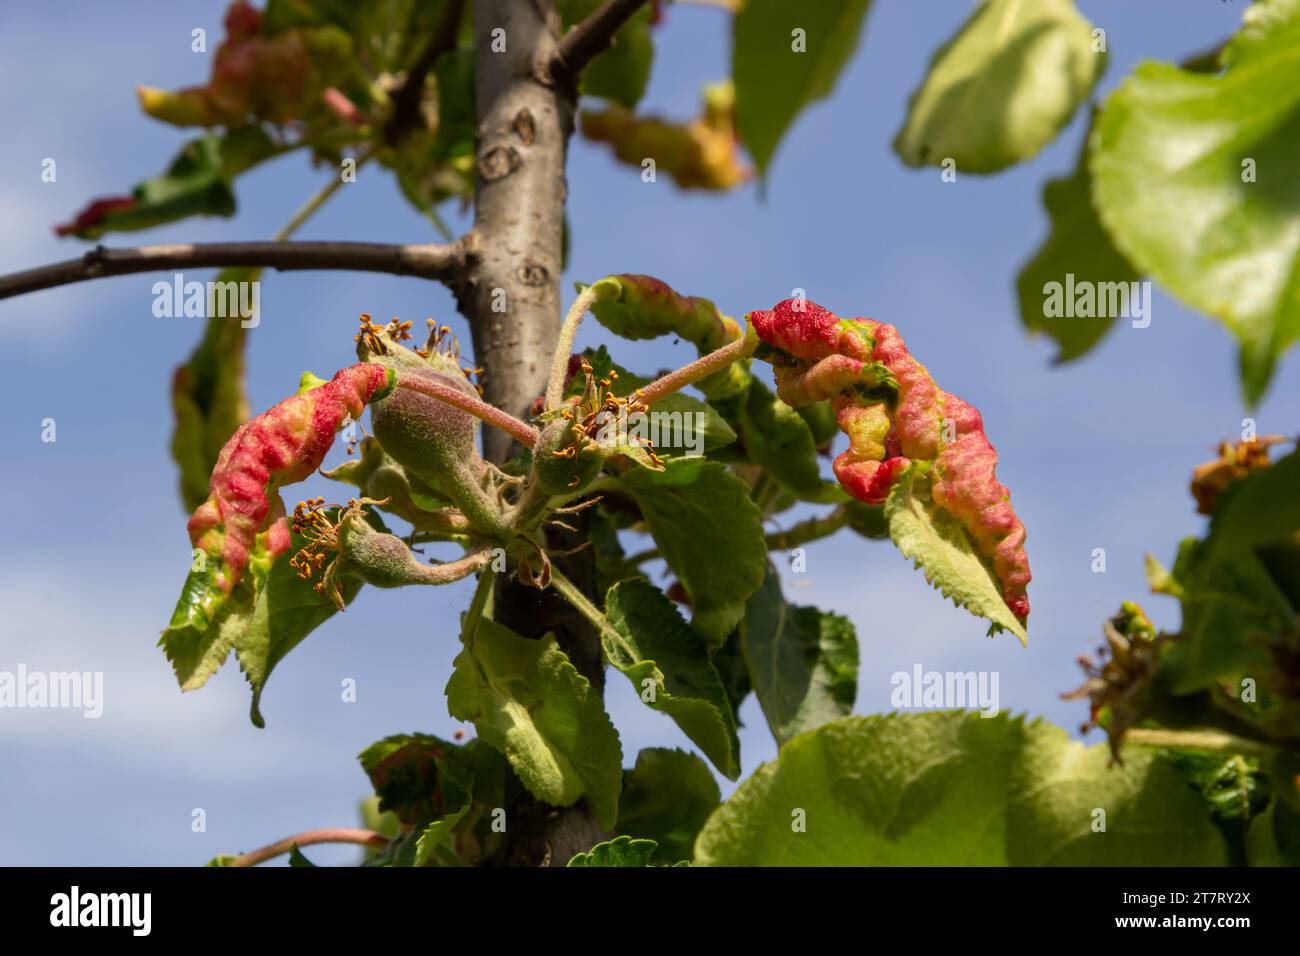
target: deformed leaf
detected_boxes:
[695,712,1230,865]
[1203,447,1300,563]
[55,131,278,239]
[741,565,858,746]
[446,616,623,829]
[895,0,1104,172]
[580,82,748,191]
[1090,0,1300,402]
[885,466,1027,643]
[615,457,766,646]
[358,732,465,826]
[603,579,741,779]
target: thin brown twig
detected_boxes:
[0,238,473,301]
[547,0,652,86]
[384,0,468,145]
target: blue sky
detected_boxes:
[1,1,1293,865]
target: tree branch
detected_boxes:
[384,0,468,145]
[765,507,849,551]
[1124,728,1276,759]
[548,0,652,86]
[0,238,473,301]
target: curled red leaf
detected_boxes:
[749,297,1031,619]
[53,196,137,238]
[188,363,390,591]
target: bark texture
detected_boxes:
[459,0,606,867]
[455,0,572,465]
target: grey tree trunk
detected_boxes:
[456,0,571,465]
[455,0,607,867]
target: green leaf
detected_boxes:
[358,796,401,842]
[885,467,1027,643]
[732,0,872,174]
[695,712,1230,865]
[1090,0,1300,403]
[741,566,858,746]
[413,806,469,867]
[559,0,654,109]
[1168,753,1271,861]
[360,830,420,867]
[1204,448,1300,562]
[566,835,659,867]
[618,748,721,863]
[895,0,1103,173]
[287,844,317,867]
[159,506,384,727]
[615,457,767,646]
[321,437,456,531]
[1016,116,1140,363]
[1152,537,1290,694]
[710,626,754,720]
[170,269,255,512]
[1247,799,1300,866]
[732,378,843,503]
[446,616,623,828]
[602,580,741,779]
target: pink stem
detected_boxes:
[635,335,755,406]
[397,374,539,448]
[227,828,390,867]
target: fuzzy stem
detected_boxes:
[414,548,496,585]
[396,373,539,448]
[274,150,374,241]
[765,507,849,551]
[463,566,498,646]
[1124,728,1276,758]
[548,564,630,663]
[226,828,390,867]
[545,285,600,411]
[635,335,755,407]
